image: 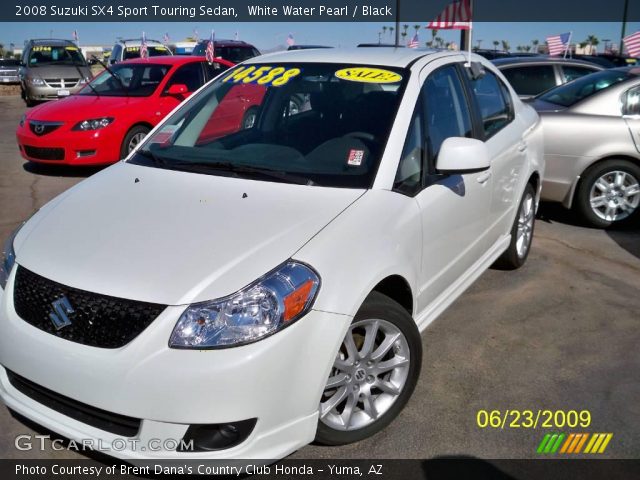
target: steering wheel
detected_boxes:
[344,131,376,143]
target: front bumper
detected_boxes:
[0,75,19,84]
[23,84,85,102]
[16,124,122,166]
[0,267,351,460]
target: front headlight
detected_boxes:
[169,261,320,349]
[72,117,114,131]
[27,77,45,86]
[0,224,23,290]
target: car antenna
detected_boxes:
[91,55,129,97]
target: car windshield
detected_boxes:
[78,63,170,97]
[123,45,171,60]
[28,45,86,66]
[193,43,260,63]
[0,59,19,66]
[538,69,638,107]
[130,62,408,188]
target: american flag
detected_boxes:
[286,33,295,46]
[408,33,419,48]
[205,30,215,63]
[163,32,170,44]
[546,32,571,56]
[427,0,471,30]
[140,31,148,59]
[624,31,640,58]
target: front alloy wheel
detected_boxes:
[316,292,421,445]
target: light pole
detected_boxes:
[620,0,629,54]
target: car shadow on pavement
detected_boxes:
[22,162,106,178]
[536,202,640,260]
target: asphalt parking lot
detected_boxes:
[0,93,638,461]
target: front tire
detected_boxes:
[120,125,150,159]
[575,160,640,228]
[315,292,422,445]
[494,183,536,270]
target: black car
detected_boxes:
[493,56,604,98]
[192,40,260,63]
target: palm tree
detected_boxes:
[586,35,600,54]
[389,26,394,39]
[532,39,539,53]
[430,28,438,45]
[524,45,532,52]
[382,26,387,37]
[516,45,523,52]
[501,40,510,53]
[414,24,421,34]
[493,40,499,52]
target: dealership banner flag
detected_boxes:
[546,32,571,56]
[427,0,472,30]
[624,31,640,58]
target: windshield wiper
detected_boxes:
[91,55,129,97]
[158,159,315,185]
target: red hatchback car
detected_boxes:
[15,56,247,166]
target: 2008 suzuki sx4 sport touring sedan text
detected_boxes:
[0,49,543,460]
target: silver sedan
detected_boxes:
[531,67,640,227]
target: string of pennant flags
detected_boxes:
[67,0,640,58]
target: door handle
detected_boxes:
[476,170,492,184]
[517,142,528,153]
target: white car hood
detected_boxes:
[15,162,364,305]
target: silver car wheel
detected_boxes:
[320,318,410,431]
[589,170,640,222]
[128,132,147,153]
[516,190,535,258]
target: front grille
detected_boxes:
[23,146,64,160]
[13,266,167,348]
[44,78,79,88]
[29,121,63,136]
[6,369,141,437]
[0,70,18,76]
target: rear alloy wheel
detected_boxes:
[494,183,536,270]
[241,108,258,130]
[120,125,150,159]
[316,292,421,445]
[576,160,640,228]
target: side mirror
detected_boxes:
[166,84,188,96]
[435,137,491,174]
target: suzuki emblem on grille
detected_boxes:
[49,296,74,330]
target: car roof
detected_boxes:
[244,47,446,68]
[118,39,165,46]
[493,56,603,68]
[27,38,75,46]
[197,39,254,46]
[118,55,234,67]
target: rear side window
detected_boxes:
[562,65,598,82]
[623,86,640,116]
[470,70,513,139]
[423,65,473,160]
[501,65,556,97]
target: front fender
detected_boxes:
[293,190,421,318]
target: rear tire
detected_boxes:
[575,159,640,228]
[315,292,422,445]
[241,108,258,130]
[494,183,536,270]
[120,125,150,159]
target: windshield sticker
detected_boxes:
[222,66,302,87]
[32,46,52,52]
[65,47,78,51]
[335,67,402,84]
[347,149,365,166]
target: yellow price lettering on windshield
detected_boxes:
[335,67,402,84]
[33,46,52,52]
[126,47,139,52]
[65,47,78,51]
[223,65,301,87]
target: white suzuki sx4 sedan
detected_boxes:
[0,49,543,460]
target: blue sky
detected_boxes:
[2,22,640,52]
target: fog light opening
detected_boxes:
[179,418,257,452]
